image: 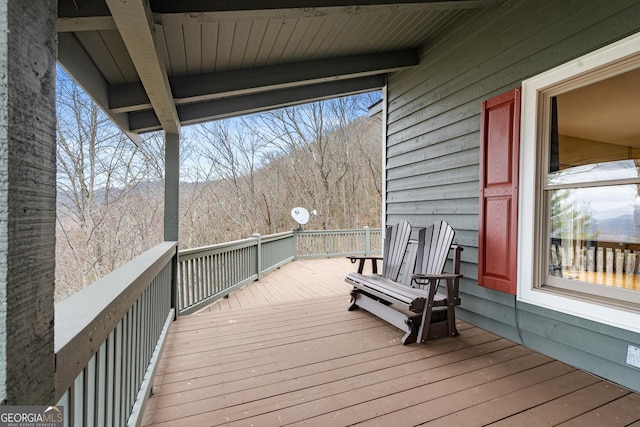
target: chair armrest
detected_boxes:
[411,273,463,306]
[346,255,383,263]
[412,273,462,280]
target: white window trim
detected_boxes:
[518,31,640,334]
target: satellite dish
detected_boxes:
[291,207,310,225]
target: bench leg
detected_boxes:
[401,319,418,345]
[348,289,359,311]
[444,278,459,337]
[417,305,433,344]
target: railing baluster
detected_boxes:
[86,355,96,425]
[106,330,114,427]
[96,339,106,427]
[59,390,70,427]
[115,322,123,427]
[130,302,137,416]
[72,366,82,424]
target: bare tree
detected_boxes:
[55,75,164,301]
[242,95,382,230]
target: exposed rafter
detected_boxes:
[104,0,180,134]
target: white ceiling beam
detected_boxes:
[104,0,180,134]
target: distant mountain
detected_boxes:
[593,214,640,243]
[57,179,164,210]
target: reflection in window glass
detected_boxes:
[547,69,640,293]
[548,159,640,186]
[549,186,640,290]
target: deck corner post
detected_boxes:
[253,233,262,281]
[292,229,299,260]
[364,226,371,256]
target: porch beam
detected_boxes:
[129,75,386,133]
[109,50,417,113]
[155,0,506,24]
[104,0,180,134]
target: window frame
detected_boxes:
[519,31,640,333]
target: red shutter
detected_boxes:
[478,88,521,295]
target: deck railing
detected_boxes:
[53,227,379,426]
[295,227,382,259]
[177,227,381,314]
[55,242,178,427]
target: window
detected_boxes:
[520,32,640,333]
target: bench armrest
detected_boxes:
[411,273,462,306]
[346,255,383,263]
[412,273,462,280]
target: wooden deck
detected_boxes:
[142,258,640,426]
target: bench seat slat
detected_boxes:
[346,273,427,312]
[346,273,429,300]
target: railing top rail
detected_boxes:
[54,241,177,400]
[179,230,296,257]
[179,236,257,257]
[295,228,381,234]
[260,230,295,243]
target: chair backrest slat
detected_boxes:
[415,221,455,276]
[381,220,412,281]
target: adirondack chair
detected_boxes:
[346,220,412,281]
[410,220,463,342]
[346,220,463,344]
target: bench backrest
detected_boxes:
[414,220,456,276]
[381,220,412,281]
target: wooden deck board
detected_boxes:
[197,258,356,314]
[141,258,640,426]
[487,381,632,426]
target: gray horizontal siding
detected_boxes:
[517,303,640,391]
[386,0,640,393]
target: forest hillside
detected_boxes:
[55,74,383,301]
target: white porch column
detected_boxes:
[0,0,57,404]
[164,132,180,241]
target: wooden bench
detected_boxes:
[346,221,463,345]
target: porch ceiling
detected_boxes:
[57,0,507,139]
